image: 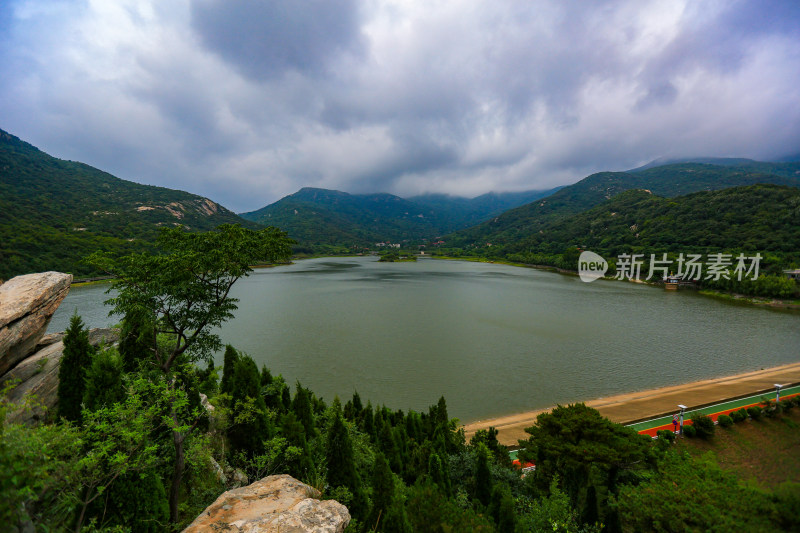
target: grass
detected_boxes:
[676,407,800,488]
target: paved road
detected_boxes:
[464,362,800,446]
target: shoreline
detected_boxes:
[463,361,800,446]
[431,255,800,310]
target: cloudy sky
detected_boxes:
[1,0,799,212]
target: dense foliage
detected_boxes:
[0,128,258,279]
[446,162,800,249]
[239,187,553,250]
[482,185,800,298]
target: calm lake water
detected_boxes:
[49,256,800,423]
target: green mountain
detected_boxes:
[446,162,800,248]
[509,184,800,257]
[0,128,257,279]
[239,186,557,249]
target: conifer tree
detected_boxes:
[57,312,95,422]
[228,354,270,456]
[489,484,517,533]
[428,452,451,496]
[292,382,316,438]
[326,411,366,517]
[368,452,395,529]
[117,310,152,373]
[382,501,413,533]
[83,347,125,411]
[474,443,492,507]
[219,344,240,396]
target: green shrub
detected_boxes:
[782,399,794,411]
[730,410,744,423]
[792,396,800,408]
[689,413,715,439]
[657,429,676,442]
[761,397,782,418]
[737,407,749,420]
[717,414,733,428]
[747,406,762,420]
[683,425,696,437]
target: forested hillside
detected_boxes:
[239,187,556,251]
[447,162,800,248]
[0,129,256,279]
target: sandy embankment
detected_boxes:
[463,361,800,446]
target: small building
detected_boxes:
[783,269,800,281]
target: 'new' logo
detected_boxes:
[578,251,608,282]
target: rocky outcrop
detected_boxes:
[183,474,350,533]
[0,271,122,424]
[1,328,119,424]
[0,272,72,375]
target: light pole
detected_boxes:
[775,384,783,403]
[678,404,687,435]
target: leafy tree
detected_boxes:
[57,312,95,423]
[88,223,294,523]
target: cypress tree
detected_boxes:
[382,501,412,533]
[57,313,95,422]
[292,382,316,438]
[219,344,240,396]
[83,347,125,411]
[228,354,270,456]
[428,452,451,496]
[326,411,366,517]
[260,364,272,387]
[489,484,517,533]
[368,452,395,530]
[117,310,152,373]
[362,401,375,438]
[351,391,363,415]
[474,443,492,507]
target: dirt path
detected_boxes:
[463,362,800,446]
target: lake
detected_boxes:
[49,256,800,423]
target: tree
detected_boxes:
[88,223,294,523]
[519,403,651,520]
[219,344,240,397]
[83,347,125,411]
[325,411,366,518]
[368,452,395,530]
[474,443,492,507]
[57,312,95,423]
[228,353,271,457]
[117,309,153,373]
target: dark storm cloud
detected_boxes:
[190,0,365,80]
[1,0,799,211]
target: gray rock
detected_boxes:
[0,272,72,375]
[183,474,350,533]
[1,328,119,425]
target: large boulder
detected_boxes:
[1,328,119,424]
[0,272,72,375]
[183,474,350,533]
